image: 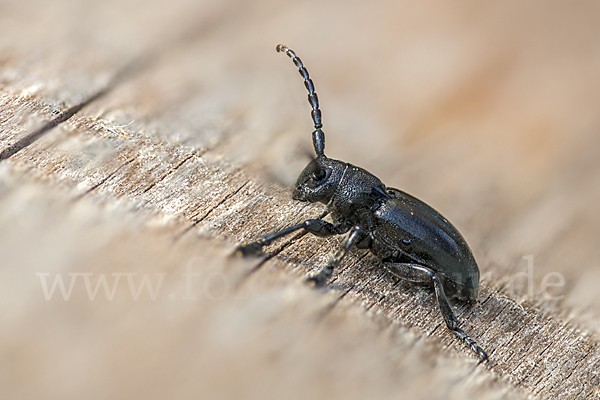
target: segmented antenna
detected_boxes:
[276,44,326,157]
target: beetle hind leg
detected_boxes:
[430,273,489,361]
[382,261,488,361]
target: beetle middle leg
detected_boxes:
[382,261,488,361]
[307,226,365,287]
[236,219,350,256]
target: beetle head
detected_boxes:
[292,156,345,204]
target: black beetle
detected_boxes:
[237,44,488,360]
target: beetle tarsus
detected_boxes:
[306,266,333,287]
[453,326,489,361]
[235,242,264,257]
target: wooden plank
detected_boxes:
[2,0,600,399]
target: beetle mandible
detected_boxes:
[237,44,488,361]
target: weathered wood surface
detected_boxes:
[2,0,600,399]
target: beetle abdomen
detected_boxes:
[371,187,480,301]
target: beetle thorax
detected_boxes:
[293,157,383,209]
[328,162,384,222]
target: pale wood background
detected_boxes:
[1,0,600,399]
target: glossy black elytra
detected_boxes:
[237,44,488,361]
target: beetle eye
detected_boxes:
[312,169,326,180]
[309,160,326,181]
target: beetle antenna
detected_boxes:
[276,44,325,157]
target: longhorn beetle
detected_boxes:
[237,44,488,360]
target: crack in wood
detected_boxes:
[0,56,153,162]
[546,350,590,395]
[365,293,388,312]
[192,179,250,225]
[536,342,553,358]
[78,155,138,198]
[174,179,251,241]
[141,152,196,194]
[429,322,444,337]
[504,324,529,358]
[0,88,110,161]
[479,291,494,307]
[0,10,235,163]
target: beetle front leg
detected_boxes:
[307,226,364,287]
[236,219,349,257]
[382,261,488,361]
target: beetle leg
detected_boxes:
[430,274,489,361]
[381,261,432,284]
[307,226,365,287]
[382,261,488,361]
[236,219,349,256]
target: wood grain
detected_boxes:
[2,0,600,398]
